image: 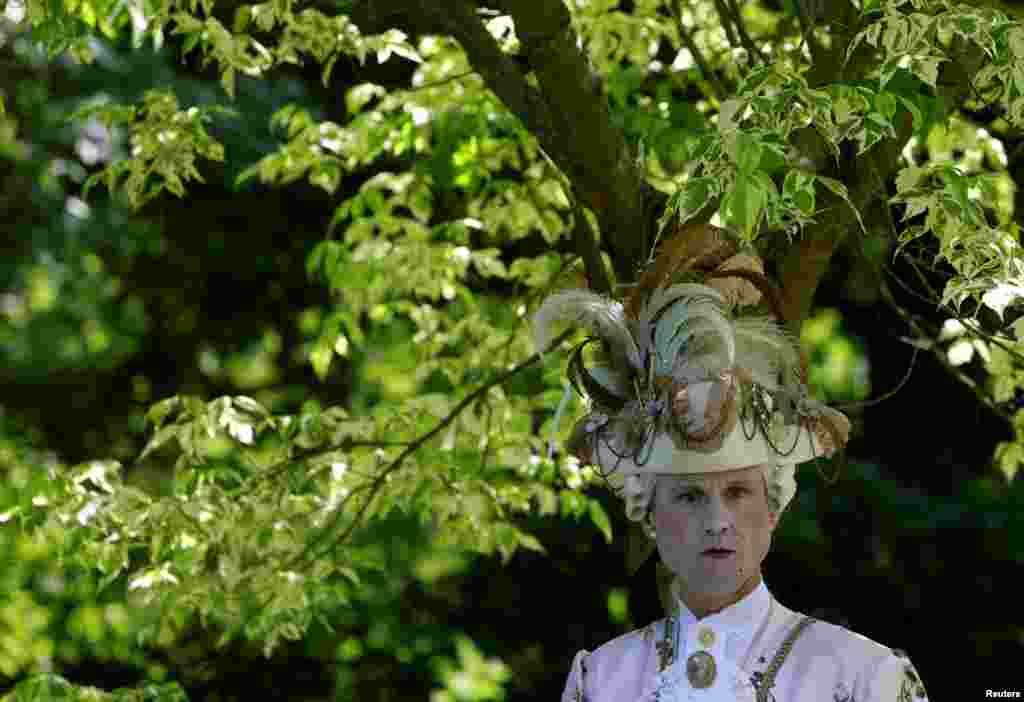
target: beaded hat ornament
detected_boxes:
[531,222,852,501]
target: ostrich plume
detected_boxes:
[632,284,734,379]
[532,289,642,371]
[731,315,802,390]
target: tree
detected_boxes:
[2,0,1024,699]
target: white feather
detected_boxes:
[665,321,734,379]
[732,315,802,389]
[531,289,642,370]
[634,284,732,376]
[655,307,735,376]
[634,284,726,338]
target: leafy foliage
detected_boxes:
[0,414,158,688]
[2,674,187,702]
[75,92,234,208]
[3,0,1024,698]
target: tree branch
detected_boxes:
[873,256,1012,429]
[345,1,568,181]
[711,0,764,65]
[291,327,576,565]
[794,0,823,64]
[348,0,650,290]
[568,190,613,295]
[712,0,740,48]
[723,0,766,65]
[529,152,613,294]
[502,0,649,285]
[777,27,985,333]
[668,0,728,100]
[240,439,414,493]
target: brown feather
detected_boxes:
[625,223,737,320]
[704,268,787,323]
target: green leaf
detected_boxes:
[146,396,183,430]
[588,498,613,544]
[310,160,342,193]
[982,284,1024,321]
[559,490,587,520]
[817,175,867,236]
[912,56,944,90]
[310,341,334,381]
[815,176,847,201]
[233,5,252,32]
[896,165,927,194]
[221,68,237,99]
[470,249,509,279]
[346,83,386,114]
[882,18,909,55]
[364,188,387,214]
[857,112,894,154]
[896,95,924,135]
[996,441,1022,482]
[879,59,902,91]
[783,170,816,214]
[6,674,74,700]
[874,91,898,121]
[897,195,934,223]
[676,176,717,223]
[736,64,774,96]
[389,44,422,64]
[735,132,763,173]
[517,530,546,554]
[724,174,765,240]
[305,240,345,281]
[139,424,181,462]
[688,133,720,164]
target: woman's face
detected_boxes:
[652,465,778,600]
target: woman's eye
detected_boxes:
[728,488,749,498]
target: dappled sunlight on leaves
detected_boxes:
[5,0,1024,698]
[801,308,871,403]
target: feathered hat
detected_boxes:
[532,222,851,497]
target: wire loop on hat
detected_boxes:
[739,383,803,458]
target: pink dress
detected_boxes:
[560,582,928,702]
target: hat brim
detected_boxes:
[592,416,825,485]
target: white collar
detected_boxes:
[673,578,773,661]
[643,580,773,702]
[674,578,771,631]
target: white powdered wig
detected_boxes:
[619,463,798,525]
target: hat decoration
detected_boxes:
[532,222,851,495]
